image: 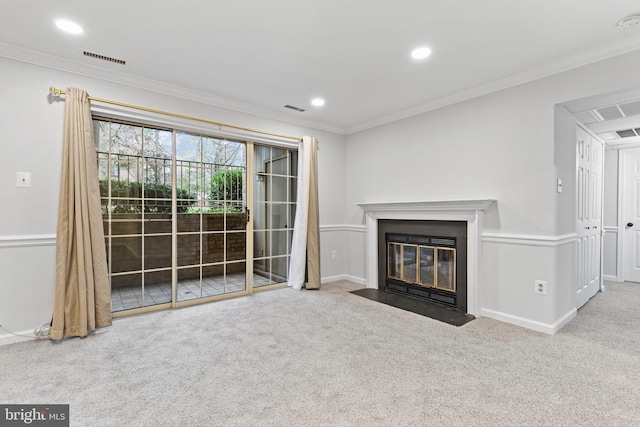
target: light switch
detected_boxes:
[16,172,32,188]
[557,178,563,193]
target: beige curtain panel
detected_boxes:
[50,88,112,340]
[306,137,320,289]
[288,136,321,290]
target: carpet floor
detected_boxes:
[1,280,639,426]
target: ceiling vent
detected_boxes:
[284,105,305,112]
[619,100,640,117]
[616,129,639,138]
[82,51,126,65]
[596,106,623,120]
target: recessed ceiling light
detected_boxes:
[55,19,83,35]
[411,46,432,60]
[311,98,325,107]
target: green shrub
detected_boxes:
[99,179,196,213]
[209,168,244,212]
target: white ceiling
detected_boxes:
[1,1,640,134]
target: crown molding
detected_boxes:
[0,42,347,136]
[346,36,640,135]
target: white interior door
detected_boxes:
[622,148,640,283]
[576,126,603,308]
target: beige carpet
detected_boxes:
[1,280,639,426]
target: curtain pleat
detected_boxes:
[50,88,111,340]
[288,136,321,290]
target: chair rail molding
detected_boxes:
[482,232,577,247]
[0,234,57,249]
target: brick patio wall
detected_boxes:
[107,213,246,288]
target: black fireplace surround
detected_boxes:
[377,219,468,313]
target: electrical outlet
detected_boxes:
[535,280,548,295]
[331,250,337,259]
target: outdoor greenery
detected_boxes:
[94,119,246,214]
[99,179,196,213]
[209,168,244,212]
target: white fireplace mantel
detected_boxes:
[357,199,496,316]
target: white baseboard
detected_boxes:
[322,274,366,285]
[603,275,622,282]
[480,307,577,335]
[0,330,36,346]
[320,225,365,233]
[342,275,366,285]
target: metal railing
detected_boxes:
[97,151,246,213]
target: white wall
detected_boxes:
[344,48,640,332]
[0,56,346,338]
[4,47,640,338]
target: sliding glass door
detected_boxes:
[175,133,247,301]
[94,117,297,315]
[95,120,174,312]
[252,146,297,287]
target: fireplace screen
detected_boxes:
[387,241,456,293]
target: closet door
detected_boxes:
[576,126,603,309]
[621,149,640,282]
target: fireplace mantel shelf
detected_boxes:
[357,199,496,213]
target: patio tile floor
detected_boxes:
[110,273,278,312]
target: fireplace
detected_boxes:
[378,220,467,312]
[386,233,457,306]
[358,200,495,317]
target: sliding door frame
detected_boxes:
[95,114,297,319]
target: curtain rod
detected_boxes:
[48,87,303,142]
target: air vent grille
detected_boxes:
[284,105,305,112]
[596,106,623,120]
[616,129,638,139]
[620,100,640,117]
[82,51,126,65]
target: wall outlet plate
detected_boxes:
[535,280,548,295]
